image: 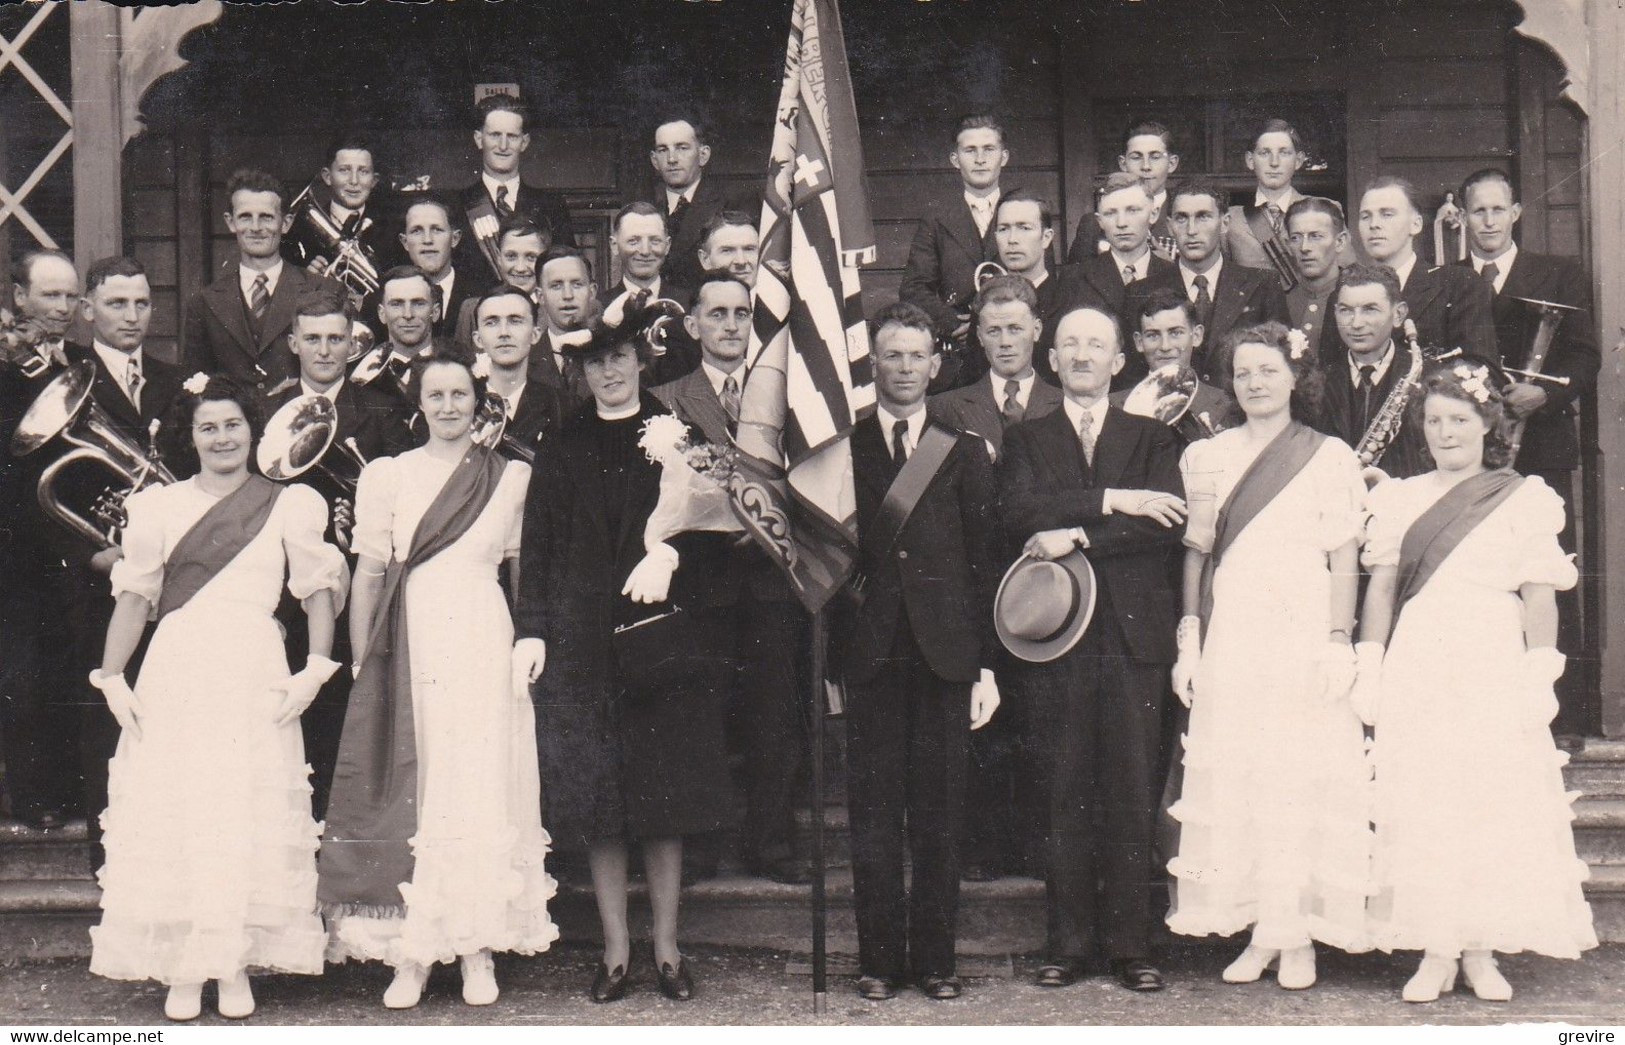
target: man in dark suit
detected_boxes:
[397,195,489,343]
[987,192,1089,386]
[648,118,743,290]
[1322,263,1431,481]
[1,250,81,828]
[63,257,182,858]
[269,296,412,817]
[928,273,1061,884]
[598,203,692,312]
[838,302,1001,1002]
[1121,180,1289,386]
[1068,174,1180,372]
[453,217,548,357]
[999,304,1186,992]
[1459,167,1599,734]
[1110,287,1241,442]
[1286,196,1353,366]
[458,94,575,282]
[1067,122,1180,264]
[696,211,761,289]
[350,264,447,406]
[281,133,397,295]
[652,273,811,884]
[1356,175,1496,362]
[183,169,343,401]
[469,284,562,459]
[532,248,597,406]
[899,114,1008,346]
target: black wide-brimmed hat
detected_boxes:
[994,549,1097,662]
[565,290,681,362]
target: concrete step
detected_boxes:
[1574,798,1625,864]
[1566,746,1625,798]
[0,819,94,882]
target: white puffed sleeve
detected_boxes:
[1360,477,1409,570]
[350,456,399,564]
[501,460,531,560]
[281,484,350,613]
[1179,439,1218,553]
[1316,439,1368,551]
[108,484,167,603]
[1508,477,1578,591]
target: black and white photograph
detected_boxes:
[2,0,1624,1030]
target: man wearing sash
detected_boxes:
[1109,288,1240,443]
[999,305,1186,992]
[1322,263,1431,481]
[458,93,575,283]
[452,217,549,356]
[837,302,1001,1001]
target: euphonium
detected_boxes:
[1121,363,1199,427]
[287,182,381,298]
[257,394,367,494]
[9,362,177,549]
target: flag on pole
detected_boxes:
[729,0,876,615]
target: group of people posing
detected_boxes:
[0,97,1598,1020]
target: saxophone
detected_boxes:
[1353,320,1459,487]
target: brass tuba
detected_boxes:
[9,362,177,549]
[257,394,368,493]
[287,182,381,298]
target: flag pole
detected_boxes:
[809,607,828,1013]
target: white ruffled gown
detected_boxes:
[1364,474,1596,957]
[325,449,558,969]
[1166,430,1374,952]
[90,480,346,985]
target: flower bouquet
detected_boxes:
[636,413,746,549]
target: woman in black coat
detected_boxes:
[512,307,733,1003]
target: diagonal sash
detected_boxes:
[155,475,283,620]
[465,196,505,280]
[318,445,509,914]
[1198,421,1325,630]
[1392,468,1524,623]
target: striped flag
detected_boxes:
[728,0,875,614]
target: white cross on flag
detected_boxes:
[728,0,876,614]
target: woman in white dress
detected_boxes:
[319,353,557,1009]
[1166,322,1372,989]
[88,376,345,1021]
[1357,362,1595,1002]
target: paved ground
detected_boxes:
[5,942,1625,1026]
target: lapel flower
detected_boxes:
[1286,328,1310,361]
[182,372,210,395]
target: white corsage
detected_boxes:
[182,372,210,395]
[1286,328,1310,361]
[637,415,745,548]
[1450,361,1492,404]
[470,352,492,379]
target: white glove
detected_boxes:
[272,655,342,726]
[89,669,143,741]
[970,668,1000,730]
[622,542,679,604]
[512,637,547,703]
[1314,640,1357,705]
[1350,641,1385,727]
[1171,615,1201,708]
[1521,647,1566,728]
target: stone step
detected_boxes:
[1574,798,1625,864]
[0,820,94,882]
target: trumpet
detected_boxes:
[9,362,177,549]
[287,182,381,299]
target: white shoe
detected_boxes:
[461,949,499,1006]
[1221,945,1280,984]
[1461,951,1512,1002]
[216,970,255,1019]
[1276,945,1316,990]
[384,962,429,1009]
[1402,954,1459,1003]
[164,983,202,1021]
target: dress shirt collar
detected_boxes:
[1061,394,1109,435]
[666,180,700,212]
[239,258,284,299]
[1472,242,1517,294]
[300,377,343,402]
[329,202,362,227]
[1390,251,1419,291]
[701,360,743,398]
[1349,339,1397,388]
[988,369,1036,408]
[432,268,455,306]
[92,340,142,399]
[875,403,927,454]
[623,275,661,298]
[598,400,640,421]
[1179,256,1224,299]
[1151,190,1167,219]
[1109,247,1151,282]
[482,172,521,205]
[1254,187,1302,211]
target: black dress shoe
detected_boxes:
[1110,958,1164,992]
[656,958,693,1001]
[1035,959,1088,987]
[590,962,630,1003]
[855,975,898,1000]
[961,863,1002,882]
[751,856,814,885]
[918,974,963,1000]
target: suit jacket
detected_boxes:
[1066,212,1176,266]
[456,180,576,282]
[652,366,798,606]
[928,374,1064,459]
[649,177,744,290]
[1400,261,1497,364]
[1316,344,1430,480]
[1068,250,1180,340]
[1,355,74,582]
[837,412,998,686]
[1453,251,1597,472]
[998,405,1184,664]
[899,189,1001,340]
[430,266,492,342]
[182,261,343,399]
[529,331,594,406]
[502,379,563,461]
[1121,261,1290,385]
[1108,378,1239,444]
[1224,200,1359,278]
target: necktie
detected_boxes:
[971,199,992,238]
[386,353,413,390]
[670,194,691,231]
[1121,264,1137,286]
[1001,378,1025,427]
[891,419,910,466]
[1481,261,1500,292]
[1266,203,1283,234]
[249,273,270,321]
[1358,364,1377,428]
[339,211,362,238]
[1077,410,1096,466]
[1192,273,1213,326]
[432,282,446,320]
[126,357,144,411]
[494,184,512,218]
[721,374,741,435]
